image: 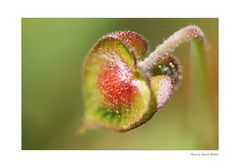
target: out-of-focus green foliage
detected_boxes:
[22,18,218,150]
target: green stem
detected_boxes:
[188,39,217,148]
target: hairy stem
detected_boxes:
[138,25,206,75]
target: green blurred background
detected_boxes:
[22,18,218,150]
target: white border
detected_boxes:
[1,0,240,167]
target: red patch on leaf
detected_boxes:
[97,60,137,110]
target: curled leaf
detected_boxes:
[83,33,152,131]
[81,27,203,132]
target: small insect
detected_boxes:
[81,25,205,132]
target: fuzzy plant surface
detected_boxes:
[81,25,206,132]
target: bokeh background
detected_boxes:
[22,18,218,150]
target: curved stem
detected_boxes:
[138,25,206,75]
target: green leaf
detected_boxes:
[83,33,152,131]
